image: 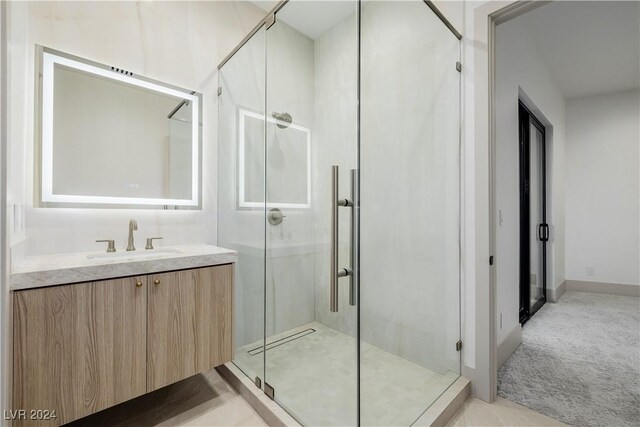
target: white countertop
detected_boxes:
[11,244,238,291]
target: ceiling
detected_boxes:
[249,1,639,98]
[250,1,356,40]
[512,1,640,99]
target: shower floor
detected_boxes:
[234,322,459,426]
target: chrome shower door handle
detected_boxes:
[330,165,353,313]
[349,168,358,307]
[331,166,340,312]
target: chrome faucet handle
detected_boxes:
[96,239,116,253]
[145,237,163,250]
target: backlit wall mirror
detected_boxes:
[37,46,202,209]
[238,108,311,209]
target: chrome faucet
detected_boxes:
[126,219,138,251]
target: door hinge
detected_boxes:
[489,255,494,266]
[265,13,276,30]
[456,340,462,351]
[254,376,262,389]
[217,86,222,96]
[456,61,462,72]
[265,382,275,400]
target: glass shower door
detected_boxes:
[359,1,461,425]
[219,1,462,425]
[217,25,266,385]
[263,1,359,426]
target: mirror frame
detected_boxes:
[37,46,202,209]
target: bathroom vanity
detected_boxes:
[9,43,226,425]
[10,244,236,426]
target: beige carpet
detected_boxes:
[498,291,640,427]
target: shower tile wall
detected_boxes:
[312,1,460,375]
[218,19,317,349]
[312,10,359,336]
[264,20,316,340]
[218,27,266,350]
[358,1,460,375]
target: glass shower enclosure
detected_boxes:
[218,1,461,425]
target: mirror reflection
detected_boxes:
[239,108,311,208]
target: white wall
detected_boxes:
[565,90,640,286]
[6,1,264,258]
[494,13,566,346]
[1,0,9,414]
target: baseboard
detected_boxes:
[497,324,522,369]
[217,363,300,427]
[412,376,471,426]
[566,280,640,297]
[548,280,566,302]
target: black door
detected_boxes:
[519,101,548,324]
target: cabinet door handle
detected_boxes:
[135,280,143,288]
[153,279,160,286]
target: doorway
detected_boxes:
[518,101,547,324]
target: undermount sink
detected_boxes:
[87,248,183,261]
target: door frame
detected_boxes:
[518,100,547,324]
[468,0,551,402]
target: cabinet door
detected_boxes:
[147,265,233,391]
[13,277,147,426]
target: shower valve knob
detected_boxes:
[268,208,286,226]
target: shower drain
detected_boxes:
[247,328,316,356]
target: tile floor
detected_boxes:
[235,322,459,426]
[68,365,564,427]
[67,369,267,427]
[446,397,565,426]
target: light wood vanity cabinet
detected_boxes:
[13,276,147,426]
[147,266,234,391]
[12,264,233,426]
